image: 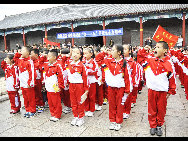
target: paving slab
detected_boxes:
[0,76,187,137]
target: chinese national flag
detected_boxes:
[152,25,179,49]
[43,38,61,48]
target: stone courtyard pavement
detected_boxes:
[0,76,187,137]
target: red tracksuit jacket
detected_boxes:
[42,61,64,93]
[14,54,36,88]
[1,60,19,91]
[65,60,89,92]
[137,48,176,95]
[96,52,133,94]
[82,58,98,85]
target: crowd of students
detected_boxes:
[1,41,188,136]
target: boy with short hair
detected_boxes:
[15,46,37,118]
[137,41,176,136]
[30,48,44,113]
[42,49,64,122]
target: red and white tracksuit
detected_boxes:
[95,58,104,107]
[1,60,21,112]
[33,58,44,107]
[15,55,36,113]
[66,60,89,118]
[42,61,64,118]
[95,52,109,101]
[138,48,176,128]
[83,58,98,112]
[123,57,137,115]
[171,50,188,100]
[131,62,143,104]
[183,55,188,100]
[96,52,133,124]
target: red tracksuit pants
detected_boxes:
[179,67,184,86]
[131,86,138,104]
[138,80,143,91]
[47,91,62,119]
[123,92,132,114]
[95,83,104,106]
[8,91,21,111]
[103,83,108,100]
[34,79,44,107]
[22,87,36,113]
[69,83,85,118]
[148,89,167,128]
[184,74,188,100]
[108,86,124,124]
[85,83,96,112]
[62,89,71,108]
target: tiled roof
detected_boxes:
[0,4,188,30]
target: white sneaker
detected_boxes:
[50,116,59,122]
[115,124,121,131]
[123,113,130,119]
[52,117,60,122]
[109,122,116,130]
[96,106,102,111]
[88,112,94,117]
[85,111,90,117]
[50,116,55,121]
[76,117,84,127]
[71,117,78,126]
[95,104,99,110]
[131,103,135,108]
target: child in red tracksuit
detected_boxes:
[30,48,44,113]
[42,49,64,122]
[14,46,37,118]
[137,41,176,136]
[66,47,89,127]
[183,51,188,100]
[94,46,103,111]
[171,48,188,100]
[61,48,72,114]
[1,54,21,114]
[96,44,133,131]
[83,47,98,117]
[122,44,137,119]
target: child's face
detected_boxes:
[84,49,92,60]
[111,46,119,59]
[154,43,166,58]
[47,52,56,64]
[30,51,38,60]
[21,47,29,58]
[123,45,130,57]
[71,48,81,62]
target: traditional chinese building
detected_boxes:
[0,4,188,50]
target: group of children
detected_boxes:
[1,41,188,136]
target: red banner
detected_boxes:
[43,38,60,48]
[152,25,179,49]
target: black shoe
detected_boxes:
[150,128,156,135]
[156,126,163,136]
[138,90,141,94]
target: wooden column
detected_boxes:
[139,16,143,47]
[71,23,74,47]
[182,12,186,47]
[103,20,106,46]
[23,28,26,46]
[4,30,7,50]
[45,25,48,39]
